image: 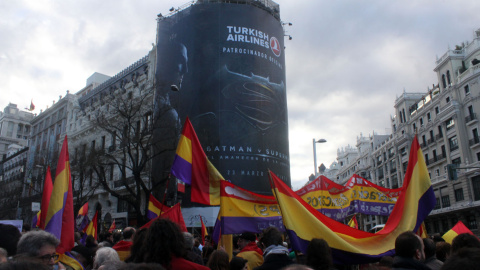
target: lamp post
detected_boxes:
[313,138,327,176]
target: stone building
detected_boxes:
[0,103,33,160]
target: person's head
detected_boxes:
[123,227,136,241]
[0,224,22,257]
[281,265,314,270]
[0,258,50,270]
[71,245,93,268]
[229,256,248,270]
[237,232,256,250]
[97,260,125,270]
[259,227,283,249]
[0,248,7,263]
[435,241,451,262]
[182,232,195,250]
[206,250,229,270]
[440,247,480,270]
[127,228,147,263]
[306,238,333,270]
[16,230,59,268]
[86,235,98,248]
[451,233,480,253]
[422,238,436,259]
[93,247,120,269]
[143,218,185,266]
[394,231,424,261]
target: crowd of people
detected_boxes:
[0,220,479,270]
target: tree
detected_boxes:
[87,82,177,226]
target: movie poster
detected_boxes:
[154,2,289,194]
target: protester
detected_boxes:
[206,250,230,270]
[391,231,430,270]
[93,247,120,270]
[112,227,135,261]
[71,244,94,269]
[0,224,22,257]
[305,238,334,270]
[142,218,209,270]
[440,247,480,270]
[0,248,7,264]
[450,233,480,254]
[435,242,451,262]
[202,246,215,266]
[377,256,393,269]
[118,262,166,270]
[125,228,147,263]
[281,265,314,270]
[0,258,50,270]
[97,260,126,270]
[183,232,204,265]
[230,256,248,270]
[254,227,293,270]
[236,232,263,270]
[16,230,65,270]
[422,238,442,270]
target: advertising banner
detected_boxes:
[154,3,289,194]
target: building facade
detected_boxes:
[0,103,33,160]
[330,29,480,236]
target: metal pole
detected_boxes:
[313,138,317,176]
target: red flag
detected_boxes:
[44,136,75,254]
[140,203,187,232]
[200,217,208,245]
[108,219,116,233]
[442,221,477,243]
[77,202,88,218]
[39,167,53,229]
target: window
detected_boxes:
[422,135,427,145]
[467,215,478,229]
[445,118,454,131]
[446,96,450,103]
[442,74,447,88]
[472,176,480,201]
[91,140,96,151]
[434,197,440,209]
[427,112,431,122]
[455,188,464,201]
[413,123,417,132]
[446,70,451,85]
[441,195,450,207]
[435,106,439,115]
[400,147,407,156]
[465,85,470,95]
[435,169,439,176]
[101,136,106,149]
[420,118,424,127]
[477,152,480,162]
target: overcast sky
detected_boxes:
[1,0,479,190]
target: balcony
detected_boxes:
[427,138,435,145]
[420,142,427,148]
[465,113,477,125]
[427,153,447,166]
[469,136,480,147]
[435,133,443,140]
[457,63,480,85]
[450,144,459,151]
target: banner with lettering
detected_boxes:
[295,175,402,221]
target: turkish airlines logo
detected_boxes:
[270,37,281,57]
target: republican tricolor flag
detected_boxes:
[348,214,358,229]
[77,202,88,218]
[84,210,98,240]
[269,136,436,264]
[200,217,208,246]
[108,219,116,233]
[171,117,224,205]
[442,221,477,244]
[44,136,75,254]
[147,194,170,220]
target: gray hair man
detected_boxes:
[16,230,64,269]
[93,247,121,269]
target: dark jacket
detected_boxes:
[392,256,432,270]
[253,253,293,270]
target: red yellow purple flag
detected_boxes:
[269,136,436,264]
[39,167,53,229]
[442,221,476,244]
[146,194,170,220]
[171,117,224,205]
[44,136,75,254]
[108,219,116,233]
[84,210,98,240]
[77,202,88,218]
[140,203,187,232]
[201,217,208,246]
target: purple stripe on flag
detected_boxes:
[45,191,68,239]
[171,155,192,185]
[286,229,395,265]
[147,210,158,220]
[221,216,285,235]
[317,201,396,221]
[415,186,436,231]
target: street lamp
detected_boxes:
[313,138,327,176]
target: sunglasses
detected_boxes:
[38,254,59,262]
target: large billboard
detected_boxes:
[154,2,289,194]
